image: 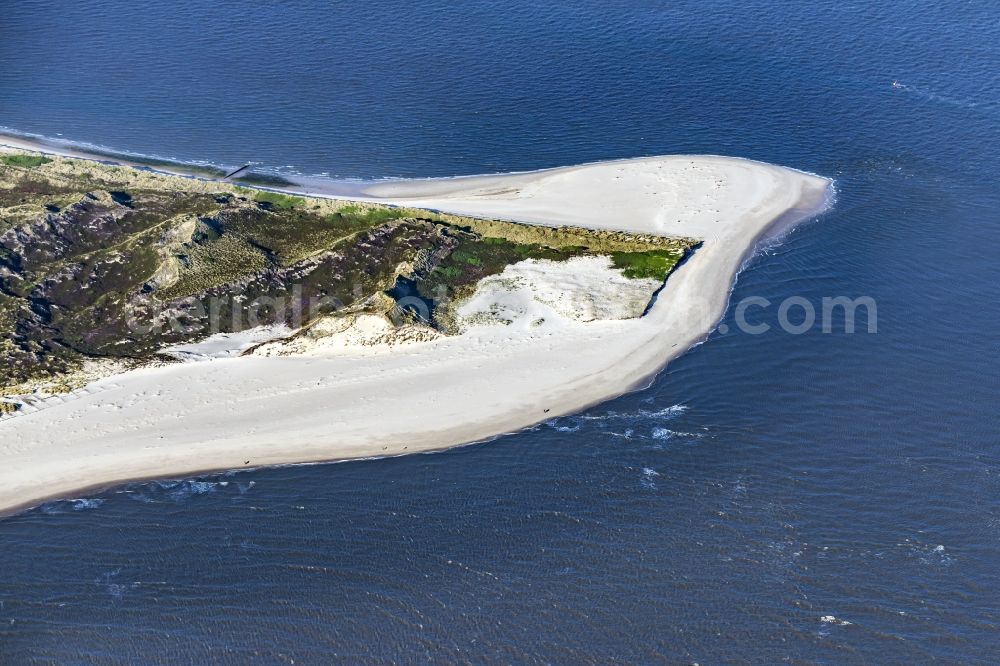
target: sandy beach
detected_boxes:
[0,141,831,516]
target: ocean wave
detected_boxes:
[119,477,242,504]
[543,404,709,451]
[94,568,140,600]
[546,403,687,430]
[38,497,106,514]
[0,127,228,171]
[164,479,225,502]
[891,80,995,114]
[640,467,660,489]
[550,423,581,433]
[71,498,105,511]
[0,127,382,185]
[909,541,955,567]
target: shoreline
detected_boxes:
[0,138,833,518]
[0,131,832,202]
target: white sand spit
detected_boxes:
[0,151,831,516]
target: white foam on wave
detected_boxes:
[94,568,140,600]
[71,498,105,511]
[0,127,226,171]
[563,403,688,425]
[38,497,105,514]
[640,467,660,489]
[120,477,239,504]
[167,480,223,501]
[820,615,853,626]
[545,404,692,445]
[550,422,581,433]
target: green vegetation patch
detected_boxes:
[611,249,686,280]
[424,234,580,293]
[335,204,419,226]
[253,190,306,210]
[413,231,696,330]
[1,154,52,168]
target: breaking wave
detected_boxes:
[120,477,250,504]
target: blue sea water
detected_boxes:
[2,0,999,663]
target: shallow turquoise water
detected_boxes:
[1,1,999,662]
